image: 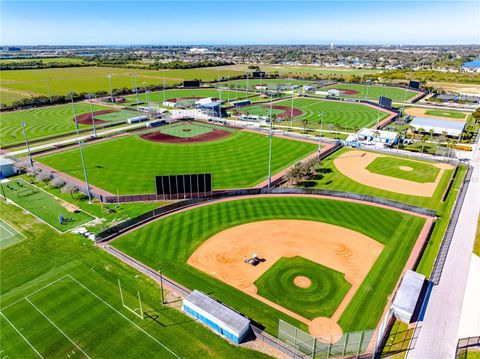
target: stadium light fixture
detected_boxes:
[107,75,114,103]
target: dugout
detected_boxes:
[183,290,251,344]
[392,270,426,324]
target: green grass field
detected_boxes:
[112,196,426,334]
[36,125,316,194]
[366,157,440,183]
[2,179,94,231]
[0,102,127,146]
[239,97,390,129]
[225,78,314,91]
[321,83,418,101]
[160,123,213,138]
[254,256,351,320]
[424,109,467,119]
[0,219,25,249]
[0,200,268,359]
[0,66,245,105]
[0,57,87,64]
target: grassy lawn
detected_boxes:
[160,123,213,138]
[225,78,314,91]
[239,97,390,130]
[2,178,94,231]
[0,219,25,249]
[305,148,453,211]
[320,83,418,101]
[95,109,137,122]
[111,196,426,334]
[366,157,440,183]
[0,201,268,359]
[36,126,317,194]
[0,102,122,146]
[425,109,466,119]
[254,256,351,320]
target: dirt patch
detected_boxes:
[187,219,383,338]
[405,107,467,121]
[59,199,80,213]
[259,105,304,118]
[399,166,414,172]
[329,88,360,95]
[294,276,311,288]
[140,128,231,144]
[76,110,115,125]
[334,150,453,197]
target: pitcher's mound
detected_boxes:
[399,166,413,171]
[294,276,312,288]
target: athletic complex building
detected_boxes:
[410,117,466,137]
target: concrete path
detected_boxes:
[407,139,480,358]
[457,254,480,339]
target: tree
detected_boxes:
[50,177,66,189]
[13,162,29,174]
[37,172,52,185]
[300,119,310,133]
[61,183,79,197]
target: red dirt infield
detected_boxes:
[260,105,303,118]
[140,128,231,144]
[75,110,114,125]
[329,88,360,95]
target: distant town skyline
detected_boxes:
[1,1,479,46]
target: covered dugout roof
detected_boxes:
[184,290,250,334]
[392,270,425,323]
[411,117,465,136]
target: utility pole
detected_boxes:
[245,71,249,97]
[21,122,33,167]
[78,140,92,204]
[45,80,52,103]
[86,94,97,137]
[267,93,273,191]
[290,88,295,127]
[107,74,114,103]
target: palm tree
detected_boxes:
[300,119,310,134]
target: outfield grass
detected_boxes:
[305,148,453,211]
[424,109,466,119]
[0,102,123,146]
[36,126,317,194]
[254,256,351,320]
[366,157,440,183]
[225,78,314,91]
[0,200,268,358]
[160,123,213,138]
[112,196,425,334]
[321,83,418,101]
[0,66,245,105]
[2,179,94,231]
[239,97,390,129]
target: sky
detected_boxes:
[1,1,479,45]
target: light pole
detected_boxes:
[290,87,295,127]
[86,94,97,137]
[245,71,249,97]
[365,80,370,100]
[71,97,80,137]
[21,122,33,167]
[218,89,222,119]
[107,74,114,103]
[318,113,324,138]
[78,140,92,204]
[159,267,165,305]
[163,79,166,104]
[143,81,148,107]
[135,86,140,116]
[45,80,52,103]
[267,93,273,191]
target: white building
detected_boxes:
[0,156,16,179]
[410,117,466,137]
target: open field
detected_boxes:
[0,219,25,249]
[0,57,87,64]
[36,124,317,194]
[112,196,426,335]
[0,200,267,359]
[224,78,314,91]
[0,102,132,146]
[321,83,419,101]
[2,178,94,231]
[0,66,245,105]
[426,81,480,95]
[238,97,390,129]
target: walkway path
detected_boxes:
[407,138,480,358]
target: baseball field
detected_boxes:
[35,123,317,194]
[321,83,420,101]
[0,200,268,359]
[225,78,314,91]
[111,195,428,336]
[237,97,391,129]
[0,102,134,147]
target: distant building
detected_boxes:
[410,117,465,137]
[0,157,16,179]
[356,128,398,144]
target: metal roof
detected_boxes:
[411,117,465,130]
[0,156,15,166]
[184,290,250,333]
[392,270,425,318]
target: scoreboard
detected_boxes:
[409,80,421,90]
[378,96,393,109]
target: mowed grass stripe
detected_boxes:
[112,196,425,333]
[37,129,316,194]
[366,157,440,183]
[321,83,418,101]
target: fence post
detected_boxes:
[357,330,364,357]
[342,332,349,358]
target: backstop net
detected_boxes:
[278,320,378,359]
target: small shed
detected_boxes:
[183,290,250,344]
[0,157,16,179]
[392,270,425,324]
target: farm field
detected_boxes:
[2,178,94,232]
[0,201,267,359]
[225,78,315,91]
[0,57,87,64]
[36,124,317,194]
[237,97,390,129]
[0,66,245,105]
[320,83,419,101]
[111,196,426,334]
[0,102,131,147]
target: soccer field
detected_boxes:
[0,102,128,147]
[239,97,391,129]
[112,196,426,334]
[36,125,317,194]
[321,83,419,101]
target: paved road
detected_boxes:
[457,254,480,338]
[407,140,480,358]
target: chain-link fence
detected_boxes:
[456,336,480,359]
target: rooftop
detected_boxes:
[411,117,466,130]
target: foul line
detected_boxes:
[0,223,15,240]
[0,311,44,358]
[25,298,91,358]
[66,275,180,358]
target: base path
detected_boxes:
[334,150,453,197]
[188,219,383,338]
